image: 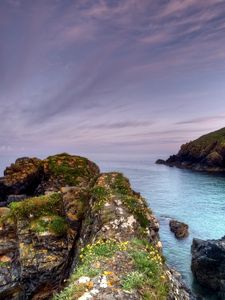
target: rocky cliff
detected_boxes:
[0,154,192,299]
[156,127,225,172]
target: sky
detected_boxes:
[1,0,225,167]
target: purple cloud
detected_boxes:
[0,0,225,164]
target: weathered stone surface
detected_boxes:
[36,153,100,194]
[0,153,100,207]
[0,191,88,299]
[55,172,193,300]
[169,219,189,239]
[191,237,225,292]
[0,155,193,300]
[3,157,43,196]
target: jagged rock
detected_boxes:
[191,237,225,292]
[3,157,43,196]
[169,220,189,239]
[167,267,194,300]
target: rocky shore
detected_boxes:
[0,153,193,299]
[156,127,225,172]
[191,236,225,296]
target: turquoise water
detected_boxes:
[99,159,225,299]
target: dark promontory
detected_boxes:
[156,127,225,172]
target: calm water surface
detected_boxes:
[99,159,225,300]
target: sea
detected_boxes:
[1,155,225,299]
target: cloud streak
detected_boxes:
[0,0,225,161]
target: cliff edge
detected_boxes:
[0,154,192,299]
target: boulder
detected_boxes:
[3,157,43,195]
[191,237,225,292]
[35,153,100,194]
[169,219,189,239]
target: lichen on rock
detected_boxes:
[0,154,192,300]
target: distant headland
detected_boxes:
[156,127,225,172]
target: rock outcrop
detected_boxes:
[0,154,193,299]
[0,153,100,205]
[156,127,225,172]
[169,220,189,239]
[191,236,225,294]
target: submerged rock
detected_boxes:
[169,220,189,239]
[191,237,225,293]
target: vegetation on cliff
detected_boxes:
[156,127,225,171]
[54,239,168,300]
[0,154,191,300]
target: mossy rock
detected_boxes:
[9,193,62,219]
[42,153,100,189]
[30,215,68,236]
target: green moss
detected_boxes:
[0,261,10,267]
[111,173,132,195]
[49,216,68,235]
[195,127,225,145]
[31,215,68,236]
[91,186,110,211]
[46,154,90,186]
[9,193,62,219]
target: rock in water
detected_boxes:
[155,159,166,165]
[169,219,189,239]
[191,237,225,292]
